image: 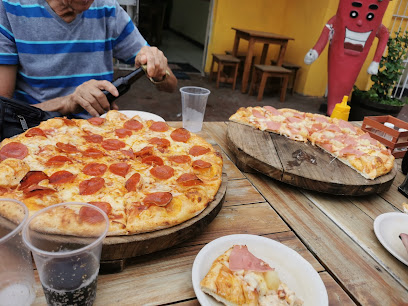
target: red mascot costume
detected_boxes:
[304,0,390,115]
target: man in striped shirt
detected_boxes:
[0,0,177,117]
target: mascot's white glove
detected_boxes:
[367,61,379,75]
[304,49,319,65]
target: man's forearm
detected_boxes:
[34,96,69,114]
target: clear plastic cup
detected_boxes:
[0,199,35,306]
[22,202,109,306]
[180,86,210,133]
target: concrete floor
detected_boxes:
[114,71,326,122]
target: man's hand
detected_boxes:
[367,61,379,75]
[135,46,168,81]
[304,49,319,65]
[36,80,119,117]
[62,80,119,117]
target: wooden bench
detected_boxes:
[209,54,240,90]
[225,50,256,75]
[271,60,301,94]
[249,64,292,102]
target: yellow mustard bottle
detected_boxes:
[330,95,350,121]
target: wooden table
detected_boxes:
[231,28,294,94]
[32,122,408,305]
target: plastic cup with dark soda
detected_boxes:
[22,202,109,306]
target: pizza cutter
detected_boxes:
[102,65,146,104]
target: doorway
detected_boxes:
[137,0,213,74]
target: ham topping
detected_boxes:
[252,109,266,119]
[338,145,365,157]
[229,245,273,272]
[264,106,281,116]
[266,121,281,131]
[400,233,408,254]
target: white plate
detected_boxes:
[374,212,408,266]
[101,110,165,122]
[192,234,328,306]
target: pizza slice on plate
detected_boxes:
[200,245,303,306]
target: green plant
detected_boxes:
[355,30,408,106]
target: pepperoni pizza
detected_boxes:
[0,111,223,236]
[229,106,394,180]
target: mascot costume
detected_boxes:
[304,0,391,115]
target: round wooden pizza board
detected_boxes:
[227,122,396,196]
[99,173,227,273]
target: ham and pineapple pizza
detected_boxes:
[200,245,303,306]
[229,106,394,179]
[0,111,223,236]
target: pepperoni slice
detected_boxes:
[125,173,141,192]
[115,128,132,138]
[101,139,126,151]
[19,171,49,190]
[109,162,130,177]
[88,117,105,126]
[83,163,107,176]
[0,186,7,195]
[142,156,164,166]
[134,146,153,158]
[143,192,172,206]
[124,119,143,131]
[170,128,191,143]
[176,173,203,186]
[120,149,134,159]
[59,118,76,126]
[45,156,72,166]
[79,177,105,195]
[149,122,169,132]
[82,148,104,158]
[49,170,76,184]
[56,142,79,153]
[168,155,191,164]
[150,165,174,180]
[82,133,103,143]
[79,206,105,224]
[149,137,170,148]
[0,142,28,161]
[189,146,210,157]
[192,160,212,169]
[23,185,56,198]
[87,201,112,216]
[25,128,46,138]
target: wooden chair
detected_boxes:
[210,54,240,90]
[225,50,256,76]
[271,60,301,94]
[249,65,292,102]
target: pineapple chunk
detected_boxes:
[264,270,281,290]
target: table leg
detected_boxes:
[276,41,288,66]
[241,38,255,93]
[260,44,269,64]
[232,34,240,57]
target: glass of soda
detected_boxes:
[180,86,210,133]
[22,202,109,306]
[0,199,35,306]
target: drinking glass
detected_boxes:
[0,199,35,306]
[180,86,210,132]
[22,202,109,306]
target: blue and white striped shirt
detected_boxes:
[0,0,147,105]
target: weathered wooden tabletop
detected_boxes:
[33,122,408,305]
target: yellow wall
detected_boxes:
[205,0,398,97]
